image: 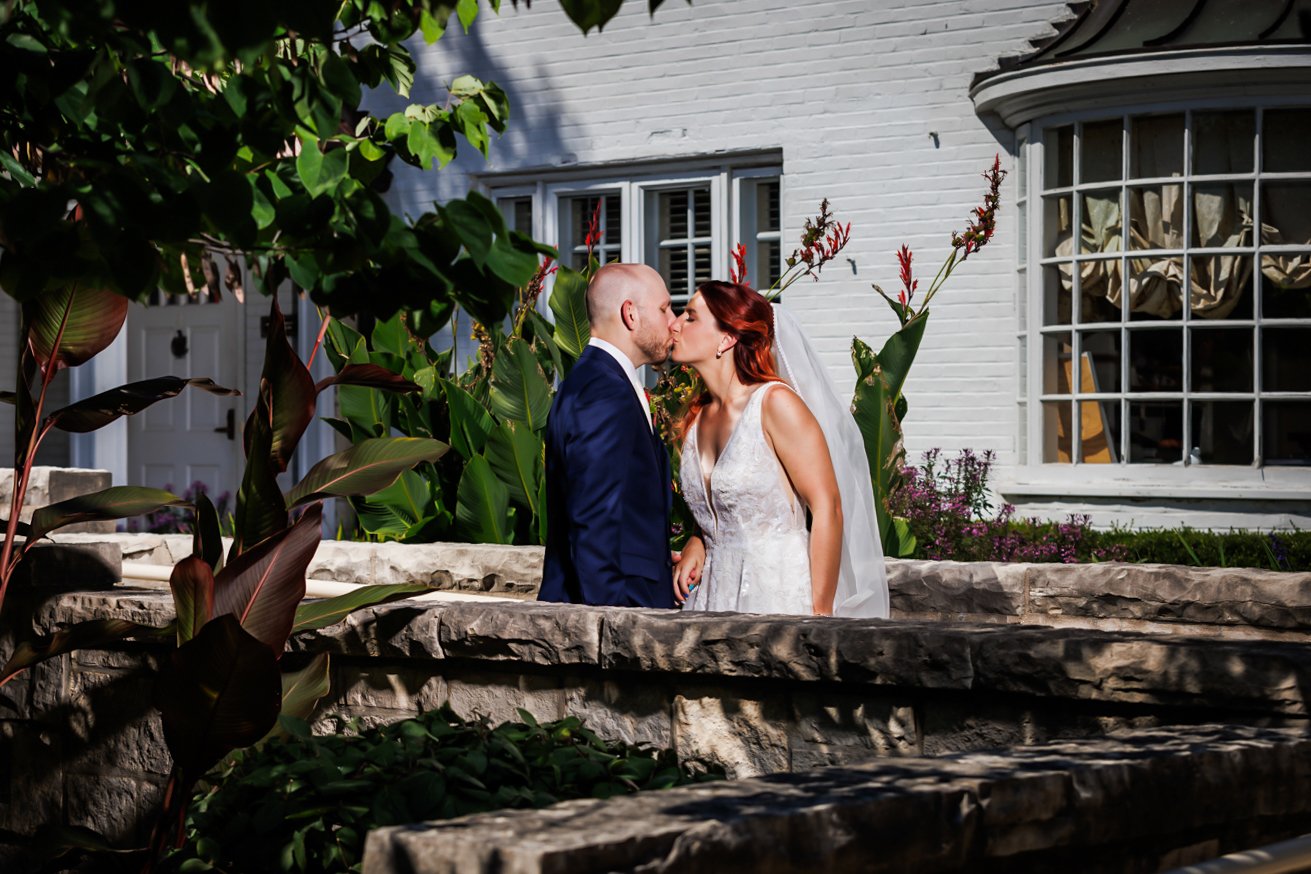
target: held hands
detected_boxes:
[672,535,706,605]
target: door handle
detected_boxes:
[214,408,236,440]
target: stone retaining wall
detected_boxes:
[6,586,1311,857]
[60,532,1311,640]
[1,467,112,532]
[363,724,1311,874]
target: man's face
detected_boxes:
[632,282,675,366]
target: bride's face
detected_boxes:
[670,294,723,365]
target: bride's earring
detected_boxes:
[715,349,723,359]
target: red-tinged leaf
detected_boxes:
[285,438,448,507]
[1,619,172,687]
[230,396,288,559]
[192,492,223,572]
[24,285,129,370]
[314,364,420,395]
[29,487,188,541]
[171,556,215,645]
[47,377,239,433]
[0,518,33,538]
[291,583,434,634]
[245,299,316,473]
[154,614,281,784]
[213,503,323,654]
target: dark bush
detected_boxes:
[163,707,721,874]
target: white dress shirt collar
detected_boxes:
[588,337,651,431]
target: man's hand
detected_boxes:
[672,535,706,604]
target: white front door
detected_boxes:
[127,291,243,508]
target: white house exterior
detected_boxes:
[2,0,1308,532]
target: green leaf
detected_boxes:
[489,339,552,431]
[0,150,38,187]
[559,0,625,33]
[442,379,495,460]
[1,619,170,687]
[268,653,331,739]
[192,492,224,572]
[24,285,129,370]
[172,556,215,646]
[213,503,324,654]
[419,9,448,42]
[850,338,907,548]
[286,437,449,507]
[549,267,590,360]
[47,376,239,433]
[456,0,479,32]
[291,583,434,634]
[455,455,513,544]
[315,364,419,395]
[485,420,542,512]
[29,486,188,541]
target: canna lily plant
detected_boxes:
[852,154,1007,557]
[1,292,449,867]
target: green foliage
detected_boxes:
[327,262,580,546]
[165,706,722,874]
[1085,526,1311,572]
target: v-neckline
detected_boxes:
[693,386,764,510]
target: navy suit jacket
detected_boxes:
[540,345,675,608]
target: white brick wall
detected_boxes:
[362,1,1310,529]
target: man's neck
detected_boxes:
[589,334,642,371]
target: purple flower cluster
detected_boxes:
[890,449,1127,564]
[125,480,231,535]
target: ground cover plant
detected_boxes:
[893,448,1309,571]
[163,707,722,874]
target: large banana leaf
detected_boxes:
[24,285,128,369]
[455,454,513,544]
[192,492,224,572]
[489,338,551,431]
[47,376,239,433]
[291,583,434,633]
[442,378,495,460]
[171,556,215,646]
[352,469,433,539]
[213,503,323,655]
[485,419,543,513]
[29,486,188,541]
[549,267,590,361]
[231,399,288,558]
[249,299,317,473]
[264,653,331,740]
[285,437,448,507]
[154,614,281,785]
[314,363,420,395]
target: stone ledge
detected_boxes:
[362,724,1311,874]
[34,592,1311,719]
[1,467,113,533]
[50,535,1311,637]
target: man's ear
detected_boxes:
[620,299,638,331]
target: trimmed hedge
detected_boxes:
[1084,526,1310,572]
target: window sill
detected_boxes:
[996,465,1311,502]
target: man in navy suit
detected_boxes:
[540,263,681,608]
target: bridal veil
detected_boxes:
[770,303,890,618]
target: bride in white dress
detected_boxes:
[670,281,888,618]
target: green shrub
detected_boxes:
[1085,526,1310,572]
[164,707,721,874]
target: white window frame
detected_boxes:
[481,153,782,309]
[1012,97,1311,501]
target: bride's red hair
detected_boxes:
[681,281,783,437]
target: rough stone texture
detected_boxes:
[373,542,542,597]
[0,467,114,532]
[9,541,121,593]
[362,725,1311,874]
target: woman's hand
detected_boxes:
[672,535,706,604]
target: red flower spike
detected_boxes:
[729,242,747,284]
[584,199,603,259]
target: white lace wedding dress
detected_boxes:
[680,382,816,615]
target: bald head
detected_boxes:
[586,263,674,367]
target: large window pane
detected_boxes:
[1080,330,1121,393]
[1264,401,1311,464]
[1192,401,1253,465]
[1263,109,1311,173]
[1043,266,1072,326]
[1128,256,1183,322]
[1043,194,1073,257]
[1130,113,1184,180]
[1194,111,1254,175]
[1078,401,1120,463]
[1042,333,1072,393]
[1045,125,1073,189]
[1264,328,1311,392]
[1262,272,1311,318]
[566,192,621,270]
[1129,329,1183,391]
[1081,119,1122,184]
[650,186,712,300]
[1190,327,1253,392]
[1128,185,1182,250]
[1080,189,1122,255]
[1260,182,1311,247]
[1128,401,1183,463]
[1191,255,1253,320]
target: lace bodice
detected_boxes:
[680,382,813,614]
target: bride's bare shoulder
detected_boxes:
[760,382,817,432]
